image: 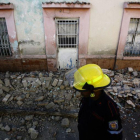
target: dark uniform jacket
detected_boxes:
[78,90,123,140]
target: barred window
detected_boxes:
[0,18,12,56]
[56,19,79,48]
[124,18,140,56]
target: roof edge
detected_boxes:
[124,2,140,9]
[0,3,14,9]
[42,3,91,9]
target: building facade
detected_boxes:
[0,0,140,71]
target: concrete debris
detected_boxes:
[128,67,133,72]
[52,79,58,87]
[61,118,69,127]
[57,79,63,86]
[126,100,135,108]
[0,79,4,84]
[0,68,139,139]
[28,128,39,139]
[66,128,71,133]
[25,115,34,121]
[4,78,10,87]
[4,125,10,131]
[45,102,55,109]
[35,96,44,101]
[2,94,11,103]
[0,89,3,94]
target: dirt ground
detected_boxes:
[0,108,140,140]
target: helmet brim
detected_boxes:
[73,74,111,91]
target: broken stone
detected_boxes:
[54,116,61,121]
[126,100,135,108]
[65,93,72,100]
[1,86,9,92]
[23,77,37,82]
[2,94,11,103]
[137,93,140,99]
[52,79,58,87]
[57,79,63,86]
[127,93,132,97]
[4,125,10,131]
[76,91,81,98]
[118,94,122,98]
[66,128,71,133]
[16,95,25,101]
[45,77,52,88]
[39,73,43,78]
[22,80,27,87]
[60,85,65,90]
[37,102,48,106]
[133,71,138,77]
[4,138,9,140]
[35,96,44,101]
[25,115,34,121]
[0,89,3,94]
[49,72,53,77]
[36,79,41,85]
[45,102,55,109]
[28,128,39,139]
[26,93,30,98]
[54,98,64,104]
[0,79,3,84]
[135,89,140,93]
[4,78,10,87]
[17,136,22,140]
[112,87,117,93]
[64,81,69,87]
[128,67,133,72]
[109,71,114,77]
[17,101,23,106]
[33,121,38,126]
[61,118,69,127]
[119,91,124,94]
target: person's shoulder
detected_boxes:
[102,90,119,117]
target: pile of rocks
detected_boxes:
[0,67,140,139]
[0,71,81,114]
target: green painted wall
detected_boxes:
[0,0,88,55]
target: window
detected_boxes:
[0,18,12,56]
[117,2,140,59]
[56,19,79,48]
[124,18,140,56]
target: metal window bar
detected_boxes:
[56,19,78,48]
[124,18,140,56]
[0,18,12,56]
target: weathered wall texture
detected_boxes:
[88,0,128,56]
[0,0,89,56]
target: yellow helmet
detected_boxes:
[73,64,111,91]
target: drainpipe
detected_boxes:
[113,6,124,71]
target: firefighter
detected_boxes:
[73,64,123,140]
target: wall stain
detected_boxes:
[19,40,40,45]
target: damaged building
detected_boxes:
[0,0,140,71]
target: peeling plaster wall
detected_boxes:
[88,0,129,55]
[0,0,89,55]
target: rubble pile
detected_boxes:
[0,67,140,139]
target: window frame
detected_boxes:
[117,2,140,60]
[0,3,18,58]
[42,3,91,71]
[55,18,79,48]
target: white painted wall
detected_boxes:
[1,0,139,56]
[88,0,132,55]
